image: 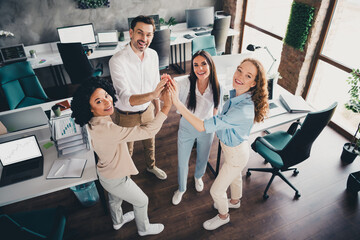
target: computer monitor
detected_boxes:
[57,23,96,45]
[186,7,214,31]
[127,15,160,31]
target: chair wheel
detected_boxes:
[295,192,301,199]
[293,169,299,176]
[263,194,269,200]
[246,171,251,177]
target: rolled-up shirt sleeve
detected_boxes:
[109,56,133,109]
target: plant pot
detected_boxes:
[347,171,360,193]
[341,143,358,163]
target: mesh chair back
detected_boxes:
[149,29,171,69]
[57,43,94,84]
[211,16,231,54]
[281,102,337,169]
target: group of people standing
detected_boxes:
[71,15,269,237]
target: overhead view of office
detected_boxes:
[0,0,359,239]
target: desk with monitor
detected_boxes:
[0,99,100,207]
[23,22,238,83]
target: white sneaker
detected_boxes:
[147,166,167,180]
[113,211,135,230]
[213,199,241,210]
[172,190,185,205]
[203,214,230,230]
[138,223,164,236]
[194,177,204,192]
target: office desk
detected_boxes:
[168,23,239,73]
[0,99,98,207]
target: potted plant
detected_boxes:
[159,17,177,31]
[341,68,360,163]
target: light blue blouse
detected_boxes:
[204,90,255,147]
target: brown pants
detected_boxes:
[113,103,155,169]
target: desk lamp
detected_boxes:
[246,44,277,74]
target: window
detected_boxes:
[307,0,360,134]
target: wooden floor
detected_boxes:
[1,64,360,240]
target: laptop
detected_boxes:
[267,99,288,118]
[0,107,48,133]
[96,31,118,50]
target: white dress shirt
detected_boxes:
[109,44,160,112]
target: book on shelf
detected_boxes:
[47,158,87,179]
[279,94,312,113]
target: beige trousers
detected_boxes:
[210,141,249,215]
[113,103,156,169]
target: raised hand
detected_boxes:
[153,77,168,99]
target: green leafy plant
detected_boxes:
[159,17,177,28]
[344,69,360,154]
[345,69,360,113]
[284,2,315,51]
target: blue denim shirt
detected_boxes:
[204,90,254,147]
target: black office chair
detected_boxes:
[211,16,231,55]
[57,43,103,84]
[247,102,337,199]
[149,29,171,70]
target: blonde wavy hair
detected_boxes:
[241,58,269,123]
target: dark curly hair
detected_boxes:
[71,77,117,127]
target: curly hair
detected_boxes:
[241,58,269,123]
[187,50,220,111]
[71,77,118,127]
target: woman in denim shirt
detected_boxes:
[167,58,269,230]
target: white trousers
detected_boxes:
[210,141,249,215]
[98,173,150,232]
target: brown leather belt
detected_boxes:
[117,107,148,115]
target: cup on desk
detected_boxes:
[51,104,61,117]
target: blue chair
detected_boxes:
[57,43,103,84]
[0,61,49,110]
[0,206,67,240]
[247,102,337,199]
[192,35,217,56]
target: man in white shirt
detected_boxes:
[109,15,167,180]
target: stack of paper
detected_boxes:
[50,115,89,156]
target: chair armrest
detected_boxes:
[287,121,302,135]
[253,136,281,153]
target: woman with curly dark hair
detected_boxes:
[166,58,269,231]
[71,77,171,236]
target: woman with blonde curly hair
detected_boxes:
[166,58,269,230]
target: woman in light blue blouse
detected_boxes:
[167,58,269,230]
[171,50,222,206]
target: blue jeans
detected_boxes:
[177,117,215,192]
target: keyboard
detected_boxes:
[183,34,194,39]
[195,30,212,36]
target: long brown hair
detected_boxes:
[187,50,220,111]
[241,58,269,123]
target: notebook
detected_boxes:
[267,99,288,118]
[279,94,312,113]
[96,31,118,50]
